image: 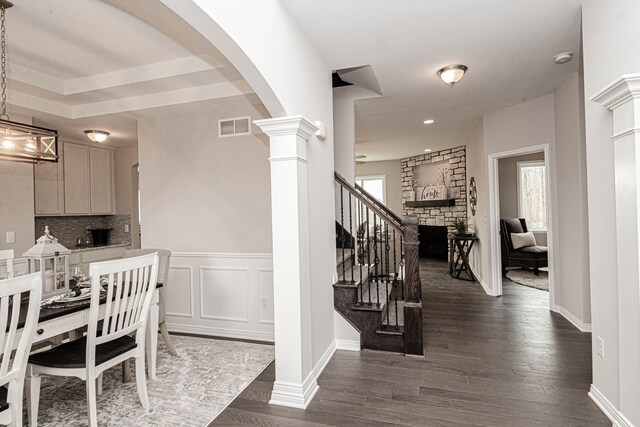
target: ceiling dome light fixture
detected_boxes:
[423,119,435,124]
[424,149,432,153]
[554,52,573,64]
[84,130,110,143]
[437,64,468,88]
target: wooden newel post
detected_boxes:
[402,216,423,356]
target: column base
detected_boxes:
[269,378,319,409]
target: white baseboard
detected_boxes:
[270,340,336,409]
[589,385,633,427]
[335,339,360,351]
[167,323,274,343]
[469,264,498,296]
[552,305,592,332]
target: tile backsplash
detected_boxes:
[34,215,131,248]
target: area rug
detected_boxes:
[506,269,549,291]
[24,335,275,426]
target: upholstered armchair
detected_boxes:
[500,218,548,276]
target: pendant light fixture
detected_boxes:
[0,0,58,164]
[437,64,468,88]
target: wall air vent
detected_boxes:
[218,116,251,138]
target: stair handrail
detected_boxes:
[334,171,404,234]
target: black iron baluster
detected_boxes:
[358,200,364,304]
[349,192,354,284]
[400,234,405,299]
[340,187,346,282]
[366,206,371,305]
[385,222,390,324]
[373,214,379,308]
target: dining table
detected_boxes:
[12,282,163,380]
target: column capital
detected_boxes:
[254,115,319,140]
[591,73,640,110]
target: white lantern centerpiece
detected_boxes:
[23,226,71,297]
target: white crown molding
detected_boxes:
[591,73,640,110]
[65,56,216,95]
[254,115,319,140]
[73,79,252,118]
[9,56,217,96]
[9,80,253,119]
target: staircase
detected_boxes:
[334,172,423,355]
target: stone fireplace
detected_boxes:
[401,146,468,234]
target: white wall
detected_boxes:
[114,145,139,246]
[189,0,338,371]
[582,0,640,422]
[139,104,272,254]
[465,121,490,293]
[114,145,138,216]
[498,152,547,246]
[356,160,403,216]
[553,72,591,328]
[470,91,591,333]
[138,98,273,340]
[0,113,35,273]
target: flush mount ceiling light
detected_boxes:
[424,149,432,153]
[0,1,59,164]
[84,130,110,143]
[437,64,468,88]
[554,52,573,64]
[423,119,435,124]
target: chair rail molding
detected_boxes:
[254,115,322,409]
[591,73,640,427]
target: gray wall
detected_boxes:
[498,152,547,246]
[355,160,403,216]
[0,113,36,269]
[138,99,272,254]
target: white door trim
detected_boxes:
[487,144,556,309]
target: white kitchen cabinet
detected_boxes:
[34,142,65,215]
[68,246,129,269]
[59,142,113,215]
[63,143,91,214]
[89,147,114,214]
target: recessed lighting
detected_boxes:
[424,149,432,153]
[423,119,435,124]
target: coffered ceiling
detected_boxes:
[6,0,584,157]
[4,0,251,146]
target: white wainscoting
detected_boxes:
[165,252,274,342]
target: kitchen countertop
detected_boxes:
[69,242,131,253]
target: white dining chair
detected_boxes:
[0,273,42,427]
[124,249,176,356]
[26,253,159,427]
[0,249,14,279]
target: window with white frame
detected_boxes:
[517,161,547,231]
[356,176,386,204]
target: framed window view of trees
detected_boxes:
[517,161,547,231]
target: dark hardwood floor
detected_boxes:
[210,260,609,426]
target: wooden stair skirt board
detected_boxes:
[334,282,404,353]
[334,254,405,353]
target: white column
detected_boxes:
[592,74,640,426]
[254,115,319,409]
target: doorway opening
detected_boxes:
[488,144,556,308]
